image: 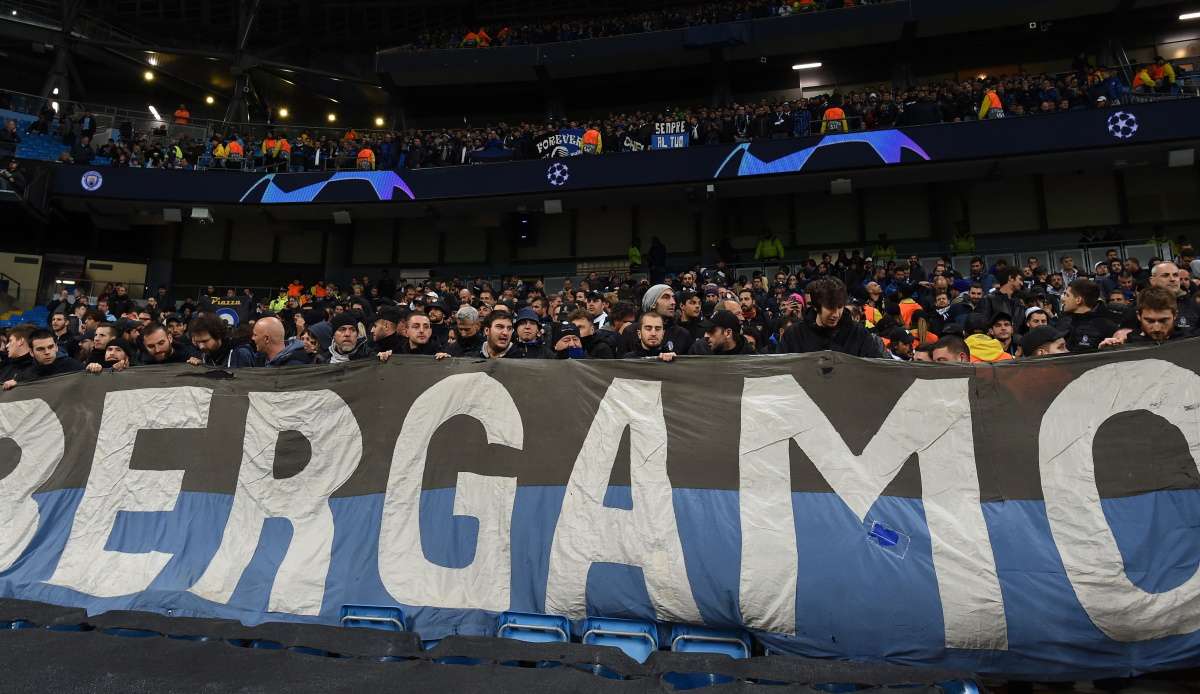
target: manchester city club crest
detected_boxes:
[80,170,104,192]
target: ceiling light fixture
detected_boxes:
[374,117,385,127]
[143,70,154,81]
[205,95,214,104]
[1180,11,1200,20]
[278,107,289,118]
[327,113,337,122]
[148,54,158,66]
[148,105,162,121]
[792,62,822,70]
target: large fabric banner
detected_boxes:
[534,128,585,158]
[1,344,1198,679]
[651,121,691,149]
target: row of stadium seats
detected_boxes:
[0,306,49,328]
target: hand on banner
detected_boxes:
[1,379,15,390]
[86,363,102,374]
[1100,329,1131,350]
[435,352,451,360]
[111,359,128,372]
[186,357,203,366]
[378,350,393,362]
[659,352,676,363]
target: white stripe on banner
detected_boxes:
[738,376,1008,649]
[1041,358,1200,642]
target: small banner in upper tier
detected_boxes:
[1,342,1199,679]
[651,121,691,149]
[534,128,584,158]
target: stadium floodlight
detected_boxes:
[374,117,385,127]
[1181,11,1200,20]
[792,62,822,70]
[148,54,158,66]
[278,107,289,118]
[148,105,162,121]
[10,9,16,15]
[327,113,337,122]
[143,70,154,81]
[205,95,214,105]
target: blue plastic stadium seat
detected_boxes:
[338,604,405,632]
[664,625,750,689]
[496,611,570,644]
[581,616,659,663]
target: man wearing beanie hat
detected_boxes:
[620,283,693,354]
[327,312,372,363]
[85,338,136,373]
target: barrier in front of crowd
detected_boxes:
[0,343,1197,680]
[47,99,1200,205]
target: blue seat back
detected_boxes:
[669,624,750,659]
[496,611,571,644]
[338,604,404,632]
[581,616,658,663]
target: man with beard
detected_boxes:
[446,305,483,357]
[620,284,693,354]
[84,339,135,373]
[676,290,705,345]
[141,323,200,365]
[369,306,407,356]
[3,329,83,389]
[738,288,769,337]
[698,310,756,356]
[480,312,515,359]
[187,313,258,368]
[1102,287,1191,347]
[779,278,883,358]
[49,310,78,357]
[624,312,677,361]
[326,312,373,363]
[425,301,451,348]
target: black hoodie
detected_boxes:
[779,311,884,358]
[15,356,84,383]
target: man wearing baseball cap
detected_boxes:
[509,307,552,358]
[695,310,756,356]
[1019,326,1069,357]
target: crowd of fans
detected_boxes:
[408,0,892,50]
[1,238,1196,388]
[0,53,1166,181]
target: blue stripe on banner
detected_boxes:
[0,486,1197,678]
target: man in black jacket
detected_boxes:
[1101,287,1192,348]
[623,312,677,362]
[1057,278,1117,353]
[509,307,553,359]
[566,309,615,359]
[779,278,883,358]
[3,329,83,389]
[693,310,757,356]
[369,306,407,355]
[447,305,484,357]
[979,267,1024,325]
[142,323,200,365]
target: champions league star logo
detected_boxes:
[712,130,932,178]
[238,171,415,204]
[80,170,104,192]
[1106,111,1138,139]
[547,162,570,187]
